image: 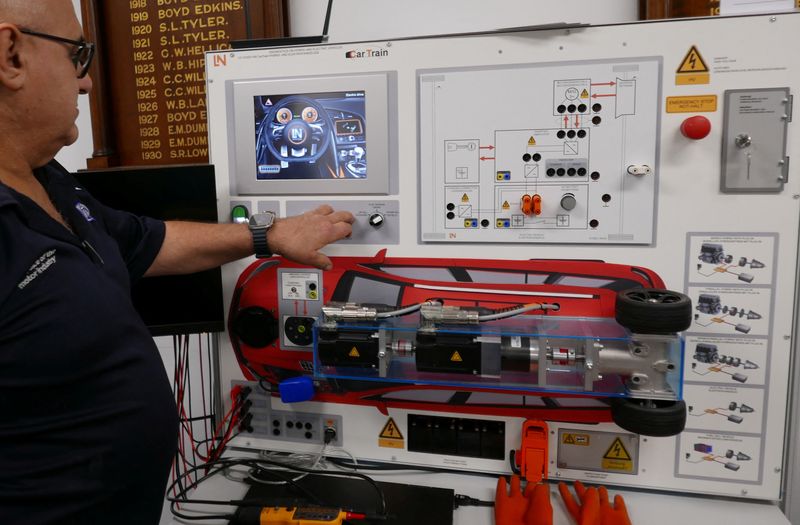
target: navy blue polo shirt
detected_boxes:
[0,161,179,524]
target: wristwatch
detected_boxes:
[248,211,276,258]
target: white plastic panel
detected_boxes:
[207,13,800,502]
[419,59,661,244]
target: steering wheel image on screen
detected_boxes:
[258,96,334,164]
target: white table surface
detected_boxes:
[161,454,790,525]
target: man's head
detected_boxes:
[0,0,93,168]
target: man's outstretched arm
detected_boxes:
[145,205,354,276]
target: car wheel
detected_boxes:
[615,289,692,333]
[609,398,686,437]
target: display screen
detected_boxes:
[254,90,367,180]
[73,165,224,336]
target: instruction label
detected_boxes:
[378,417,405,449]
[281,272,320,301]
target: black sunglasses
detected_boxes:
[19,27,95,78]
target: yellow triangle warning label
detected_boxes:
[450,351,464,362]
[379,418,404,440]
[528,136,537,146]
[563,434,576,445]
[580,89,589,98]
[348,347,360,358]
[677,45,709,74]
[603,437,632,461]
[502,201,510,210]
[461,193,470,202]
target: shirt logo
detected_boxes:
[18,250,57,290]
[75,202,95,222]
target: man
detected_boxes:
[0,1,355,523]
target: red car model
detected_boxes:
[229,250,691,437]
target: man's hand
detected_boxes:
[267,205,355,270]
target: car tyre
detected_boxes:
[615,289,692,333]
[610,398,686,437]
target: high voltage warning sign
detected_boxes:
[676,45,710,85]
[562,433,590,446]
[601,437,633,472]
[378,417,405,449]
[348,347,360,357]
[450,351,463,362]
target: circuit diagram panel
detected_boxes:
[419,58,662,244]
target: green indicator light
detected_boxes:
[231,205,250,224]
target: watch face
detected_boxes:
[249,212,274,228]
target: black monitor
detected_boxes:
[73,165,224,336]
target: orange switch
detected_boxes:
[532,194,542,216]
[513,419,549,483]
[521,194,533,215]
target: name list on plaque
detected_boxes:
[111,0,248,165]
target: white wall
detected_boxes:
[288,0,638,42]
[56,0,95,173]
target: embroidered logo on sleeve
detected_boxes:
[18,250,57,290]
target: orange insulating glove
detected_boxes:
[524,481,553,525]
[597,485,632,525]
[495,475,553,525]
[558,481,632,525]
[496,475,528,525]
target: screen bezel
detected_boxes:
[230,73,391,195]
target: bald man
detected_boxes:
[0,1,354,523]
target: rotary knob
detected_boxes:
[368,213,385,228]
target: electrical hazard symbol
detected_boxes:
[676,45,709,85]
[528,136,537,146]
[601,437,634,472]
[378,417,405,449]
[462,193,470,202]
[562,433,590,446]
[349,347,361,358]
[450,351,464,362]
[502,201,510,210]
[580,89,589,99]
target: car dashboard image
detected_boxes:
[254,91,367,180]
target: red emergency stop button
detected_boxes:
[680,115,711,140]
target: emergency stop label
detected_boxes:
[666,95,717,113]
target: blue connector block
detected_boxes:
[279,376,315,403]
